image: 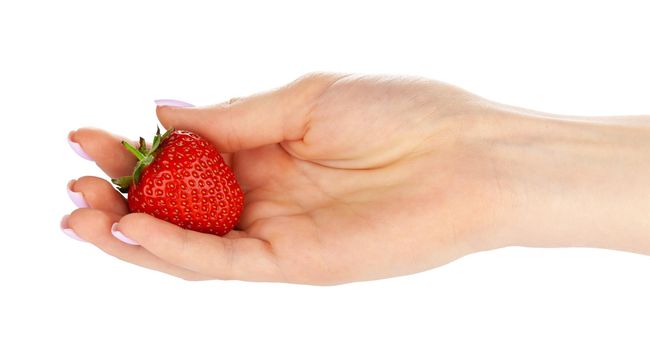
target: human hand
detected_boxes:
[63,73,650,284]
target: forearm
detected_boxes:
[480,107,650,254]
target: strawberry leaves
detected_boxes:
[111,126,174,193]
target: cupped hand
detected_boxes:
[64,73,503,284]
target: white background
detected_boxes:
[1,1,649,349]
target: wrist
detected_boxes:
[467,107,650,253]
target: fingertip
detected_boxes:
[155,105,189,131]
[68,130,94,161]
[117,212,173,245]
[72,127,105,140]
[154,99,195,108]
[118,212,152,231]
[114,213,146,245]
[111,222,139,245]
[66,207,116,243]
[67,179,90,208]
[68,207,110,225]
[70,176,129,215]
[155,106,174,130]
[69,128,139,178]
[155,103,219,140]
[60,214,86,242]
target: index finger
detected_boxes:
[68,128,137,178]
[68,127,234,179]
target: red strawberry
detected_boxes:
[112,128,244,235]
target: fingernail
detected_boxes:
[67,180,89,208]
[111,223,139,245]
[60,215,85,242]
[154,99,195,108]
[67,132,93,161]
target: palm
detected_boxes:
[231,147,389,284]
[227,76,480,283]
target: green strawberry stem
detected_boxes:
[138,137,147,153]
[111,175,133,192]
[111,126,174,193]
[122,141,147,161]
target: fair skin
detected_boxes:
[64,73,650,284]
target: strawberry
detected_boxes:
[112,128,244,235]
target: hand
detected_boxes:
[63,73,650,284]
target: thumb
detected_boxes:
[155,73,346,153]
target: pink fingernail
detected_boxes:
[111,223,139,245]
[67,180,89,208]
[154,99,195,108]
[60,215,86,242]
[67,132,93,161]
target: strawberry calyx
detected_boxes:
[111,126,174,193]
